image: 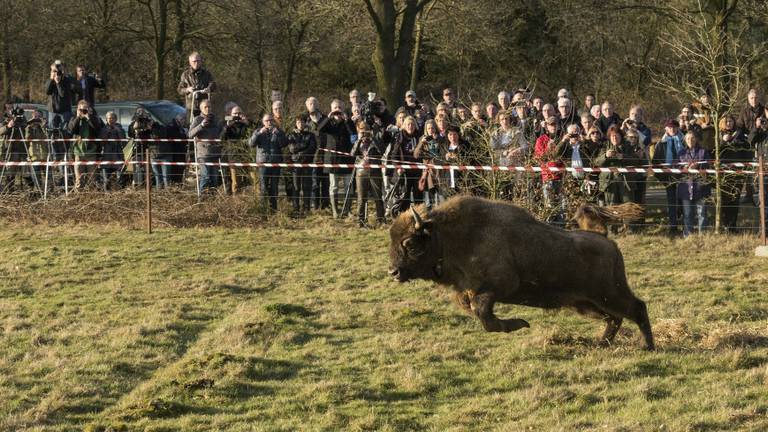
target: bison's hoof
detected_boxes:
[502,319,530,332]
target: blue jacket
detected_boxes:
[249,127,287,163]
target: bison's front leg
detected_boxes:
[470,292,529,333]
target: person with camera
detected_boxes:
[558,123,600,202]
[677,131,711,237]
[621,105,652,204]
[99,111,126,190]
[46,60,76,126]
[220,103,252,194]
[534,116,566,223]
[25,110,48,189]
[128,108,167,188]
[594,125,640,207]
[286,115,317,215]
[67,100,103,189]
[414,119,447,208]
[302,97,330,211]
[388,116,424,209]
[73,65,105,107]
[165,114,188,184]
[350,119,386,227]
[652,119,686,235]
[249,113,287,211]
[318,99,355,219]
[188,99,223,192]
[718,114,752,231]
[0,106,31,191]
[177,52,216,119]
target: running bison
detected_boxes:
[388,196,655,350]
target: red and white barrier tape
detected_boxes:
[0,160,757,174]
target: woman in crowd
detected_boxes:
[595,125,638,206]
[99,111,126,190]
[677,130,710,236]
[390,116,423,209]
[718,115,751,231]
[414,119,446,208]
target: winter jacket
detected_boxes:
[68,112,103,158]
[596,113,622,135]
[73,75,106,107]
[99,123,126,162]
[534,133,566,182]
[188,114,223,158]
[286,129,317,164]
[177,67,216,112]
[737,103,764,133]
[677,146,711,201]
[652,131,685,183]
[315,115,354,174]
[248,127,287,164]
[594,140,640,193]
[45,76,75,115]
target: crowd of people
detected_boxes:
[1,52,766,234]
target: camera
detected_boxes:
[4,106,26,128]
[360,98,383,128]
[132,110,153,132]
[568,133,579,138]
[224,114,242,123]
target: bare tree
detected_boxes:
[649,0,763,231]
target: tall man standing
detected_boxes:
[177,52,216,119]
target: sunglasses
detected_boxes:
[444,93,452,96]
[589,132,600,135]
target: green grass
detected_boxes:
[1,221,767,431]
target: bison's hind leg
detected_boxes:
[600,316,623,346]
[571,301,623,346]
[595,296,655,350]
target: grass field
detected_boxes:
[1,219,767,431]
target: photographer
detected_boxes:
[350,120,386,227]
[303,97,330,211]
[67,100,103,189]
[73,65,106,107]
[188,99,223,192]
[0,106,30,191]
[287,115,317,215]
[248,114,287,211]
[719,114,751,231]
[595,126,640,206]
[177,52,216,118]
[652,119,686,235]
[165,114,188,184]
[46,60,75,126]
[25,110,48,190]
[220,103,252,194]
[318,99,354,219]
[128,108,166,188]
[389,116,423,209]
[99,111,126,190]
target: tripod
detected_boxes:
[0,125,42,194]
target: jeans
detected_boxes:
[260,167,281,209]
[151,157,171,188]
[197,156,220,191]
[543,180,565,224]
[292,167,313,211]
[681,199,706,236]
[665,183,679,230]
[312,169,330,210]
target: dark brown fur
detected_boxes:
[388,196,655,349]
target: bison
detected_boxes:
[388,196,655,350]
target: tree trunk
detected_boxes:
[1,9,11,102]
[409,11,426,92]
[366,0,430,106]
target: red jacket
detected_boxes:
[534,134,564,182]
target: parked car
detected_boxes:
[12,100,185,128]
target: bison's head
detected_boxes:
[388,206,440,282]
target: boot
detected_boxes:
[331,194,340,218]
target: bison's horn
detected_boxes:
[411,207,423,231]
